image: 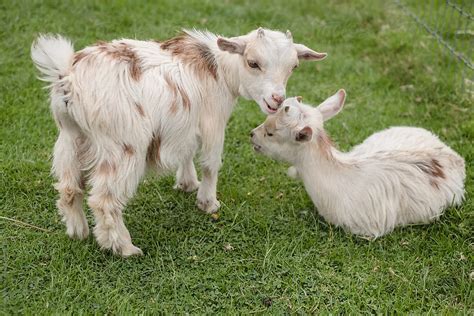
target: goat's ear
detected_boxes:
[317,89,346,121]
[217,37,245,55]
[296,126,313,142]
[294,43,327,61]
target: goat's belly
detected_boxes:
[153,126,200,172]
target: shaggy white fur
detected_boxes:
[31,29,326,256]
[251,90,465,237]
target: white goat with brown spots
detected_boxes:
[31,28,326,256]
[251,90,465,237]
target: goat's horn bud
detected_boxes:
[257,27,265,38]
[296,96,303,102]
[286,30,292,40]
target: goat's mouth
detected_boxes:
[263,99,278,114]
[251,140,262,152]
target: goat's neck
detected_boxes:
[295,137,358,195]
[185,32,240,99]
[214,51,241,98]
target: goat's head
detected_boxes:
[217,28,327,114]
[250,89,346,162]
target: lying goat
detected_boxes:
[251,90,465,237]
[31,28,326,256]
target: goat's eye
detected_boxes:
[267,132,273,137]
[248,60,260,69]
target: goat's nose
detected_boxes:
[272,93,285,106]
[250,131,255,137]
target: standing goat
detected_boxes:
[251,90,465,237]
[31,28,326,256]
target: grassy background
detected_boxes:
[1,0,473,313]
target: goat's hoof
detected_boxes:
[65,219,89,240]
[197,197,220,214]
[66,225,89,240]
[174,180,200,192]
[119,245,143,257]
[95,229,143,257]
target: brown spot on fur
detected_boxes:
[430,179,440,189]
[163,73,177,94]
[64,187,75,206]
[75,136,85,148]
[415,159,446,189]
[163,73,190,112]
[161,33,218,80]
[431,159,445,179]
[147,134,161,163]
[164,73,179,113]
[135,102,145,117]
[72,51,88,66]
[415,159,445,179]
[129,62,142,81]
[79,177,86,191]
[177,85,191,110]
[97,161,116,175]
[56,182,82,208]
[95,41,142,81]
[169,99,178,114]
[123,144,135,156]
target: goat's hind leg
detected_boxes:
[88,143,146,257]
[53,126,89,240]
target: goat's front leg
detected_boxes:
[197,126,225,214]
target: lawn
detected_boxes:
[1,0,472,314]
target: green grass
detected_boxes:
[1,0,473,314]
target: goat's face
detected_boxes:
[217,28,326,115]
[251,90,346,162]
[250,97,312,161]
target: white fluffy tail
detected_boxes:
[31,34,74,83]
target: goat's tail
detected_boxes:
[31,34,74,83]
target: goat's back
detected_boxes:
[346,126,465,230]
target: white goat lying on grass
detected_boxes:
[31,28,327,256]
[251,90,465,237]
